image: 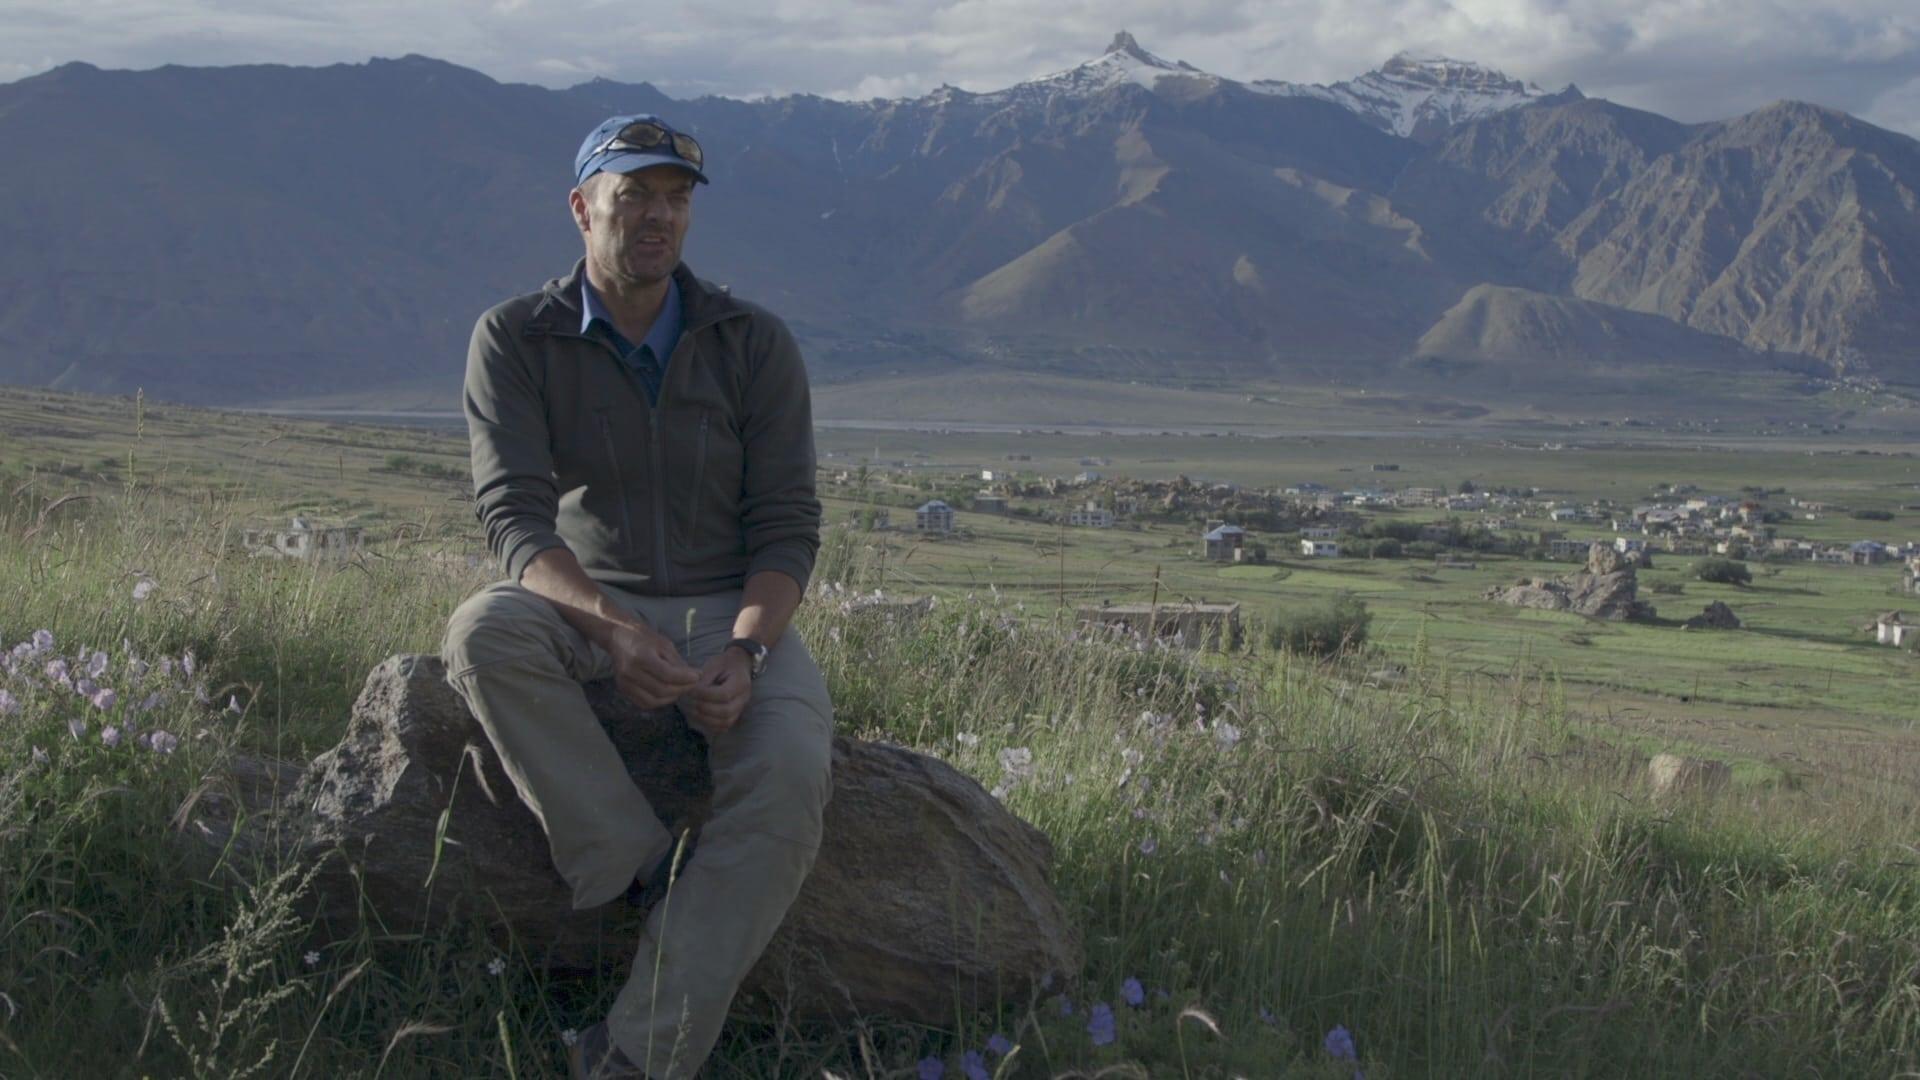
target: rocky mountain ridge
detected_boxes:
[0,35,1914,404]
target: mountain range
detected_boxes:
[0,31,1915,406]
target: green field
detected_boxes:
[5,385,1920,1075]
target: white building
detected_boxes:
[1877,613,1915,647]
[1068,502,1114,528]
[1301,525,1340,540]
[1300,539,1340,558]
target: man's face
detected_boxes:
[572,164,695,289]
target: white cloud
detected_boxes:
[1,0,1917,135]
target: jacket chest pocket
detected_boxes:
[670,406,743,552]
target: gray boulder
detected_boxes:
[183,654,1081,1025]
[1683,601,1741,630]
[1484,542,1656,620]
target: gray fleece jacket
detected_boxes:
[462,259,821,596]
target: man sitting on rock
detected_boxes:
[439,113,833,1079]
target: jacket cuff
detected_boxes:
[503,532,569,583]
[746,538,816,595]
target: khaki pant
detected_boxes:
[440,580,833,1078]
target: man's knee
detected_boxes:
[441,582,569,678]
[724,702,833,844]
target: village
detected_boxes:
[816,453,1920,658]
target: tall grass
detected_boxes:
[2,487,1918,1076]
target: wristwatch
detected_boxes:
[724,637,768,678]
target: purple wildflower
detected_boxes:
[44,659,69,683]
[89,687,117,711]
[1325,1024,1357,1060]
[1087,1002,1117,1047]
[86,651,108,679]
[985,1033,1012,1056]
[181,650,196,678]
[156,657,174,679]
[31,745,49,764]
[1259,1006,1277,1026]
[66,716,87,741]
[1139,836,1157,856]
[1121,977,1144,1007]
[0,689,16,716]
[31,630,54,654]
[960,1050,988,1080]
[135,691,164,714]
[76,678,97,697]
[1056,995,1074,1017]
[128,659,149,681]
[916,1056,945,1080]
[101,726,121,748]
[147,730,179,754]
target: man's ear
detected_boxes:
[568,184,591,232]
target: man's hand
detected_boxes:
[681,646,753,738]
[606,621,700,709]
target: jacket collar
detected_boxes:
[524,257,745,339]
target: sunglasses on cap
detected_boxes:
[587,119,704,171]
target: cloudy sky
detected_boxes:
[4,0,1918,135]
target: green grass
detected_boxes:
[3,467,1920,1075]
[4,385,1920,1075]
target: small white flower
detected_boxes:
[561,1028,579,1047]
[181,650,197,678]
[304,950,321,967]
[1213,722,1243,751]
[227,695,244,715]
[486,956,506,977]
[996,747,1034,779]
[31,746,48,765]
[132,578,156,601]
[955,732,980,748]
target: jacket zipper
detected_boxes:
[648,416,672,594]
[598,413,636,553]
[685,411,710,547]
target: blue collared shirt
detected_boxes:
[581,274,682,406]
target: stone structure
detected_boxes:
[181,655,1080,1025]
[240,515,364,562]
[1076,601,1242,650]
[1483,542,1656,621]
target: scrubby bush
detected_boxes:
[1852,509,1894,521]
[1267,592,1371,657]
[1695,557,1753,586]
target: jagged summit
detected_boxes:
[1253,50,1578,141]
[971,30,1211,103]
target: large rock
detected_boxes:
[1683,601,1741,630]
[1646,753,1732,797]
[184,655,1081,1025]
[1484,542,1656,620]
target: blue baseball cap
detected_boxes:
[574,113,709,187]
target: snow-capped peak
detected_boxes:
[975,30,1214,104]
[1251,51,1578,141]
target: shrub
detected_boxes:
[1695,557,1752,586]
[1267,592,1371,657]
[1852,509,1894,521]
[1370,538,1404,559]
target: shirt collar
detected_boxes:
[580,274,682,358]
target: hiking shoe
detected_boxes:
[567,1021,646,1079]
